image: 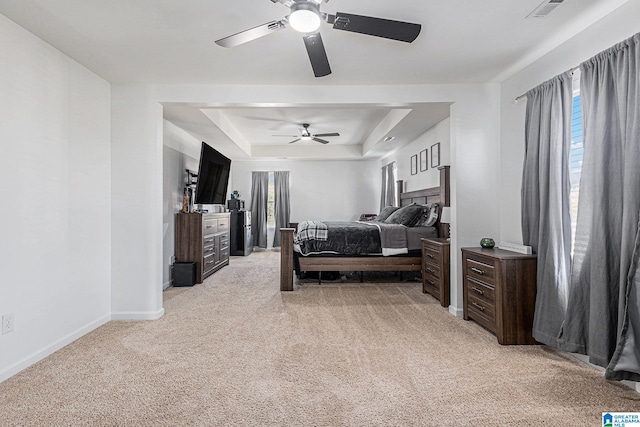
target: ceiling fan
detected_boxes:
[215,0,421,78]
[274,123,339,144]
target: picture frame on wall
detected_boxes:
[419,149,428,172]
[411,154,418,175]
[431,142,441,168]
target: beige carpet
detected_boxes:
[1,251,639,426]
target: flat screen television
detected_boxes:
[194,142,231,205]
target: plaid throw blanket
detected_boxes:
[295,220,328,244]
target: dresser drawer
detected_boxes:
[203,218,218,235]
[217,217,229,232]
[203,253,217,275]
[465,256,497,284]
[219,233,229,249]
[203,244,215,258]
[467,292,496,332]
[203,234,216,248]
[219,246,229,261]
[466,276,495,305]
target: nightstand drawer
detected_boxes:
[467,293,496,331]
[422,260,441,280]
[422,245,443,264]
[465,256,496,284]
[422,276,441,298]
[466,276,495,305]
[421,238,450,308]
[461,247,537,345]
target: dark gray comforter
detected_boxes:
[294,221,437,256]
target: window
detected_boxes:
[569,71,583,252]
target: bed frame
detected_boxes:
[280,166,450,291]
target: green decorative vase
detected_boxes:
[480,238,495,249]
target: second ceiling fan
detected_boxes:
[215,0,421,77]
[274,123,339,144]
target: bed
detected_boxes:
[280,166,450,291]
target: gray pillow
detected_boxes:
[376,206,400,222]
[384,203,424,226]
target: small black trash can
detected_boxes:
[173,262,196,287]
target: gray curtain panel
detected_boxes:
[272,171,290,247]
[386,163,396,206]
[380,167,387,211]
[380,163,396,210]
[559,33,640,381]
[250,171,269,249]
[521,72,574,347]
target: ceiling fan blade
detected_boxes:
[273,135,299,137]
[215,20,286,48]
[313,133,340,137]
[331,12,421,43]
[288,139,301,144]
[303,33,331,77]
[313,138,330,144]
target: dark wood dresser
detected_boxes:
[175,212,230,283]
[421,238,450,307]
[461,247,537,345]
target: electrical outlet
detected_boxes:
[2,313,14,335]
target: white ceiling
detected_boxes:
[0,0,627,160]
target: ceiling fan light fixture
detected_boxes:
[289,3,321,33]
[301,135,313,141]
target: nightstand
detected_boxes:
[461,247,537,345]
[421,238,450,307]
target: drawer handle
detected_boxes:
[426,253,434,259]
[426,268,435,274]
[427,279,436,286]
[471,302,486,312]
[471,267,485,275]
[206,225,214,229]
[206,260,215,265]
[471,287,484,295]
[205,239,214,243]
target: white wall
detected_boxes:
[382,117,451,193]
[111,86,164,320]
[0,15,111,382]
[162,120,201,288]
[231,159,380,224]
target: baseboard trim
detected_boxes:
[111,308,165,321]
[0,314,111,384]
[449,305,464,317]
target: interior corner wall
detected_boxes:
[111,85,164,320]
[498,1,640,245]
[162,120,201,288]
[381,117,451,193]
[0,14,111,382]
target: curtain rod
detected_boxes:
[514,65,580,103]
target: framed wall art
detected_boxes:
[411,154,418,175]
[420,149,428,172]
[431,142,441,168]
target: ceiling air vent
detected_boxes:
[526,0,566,19]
